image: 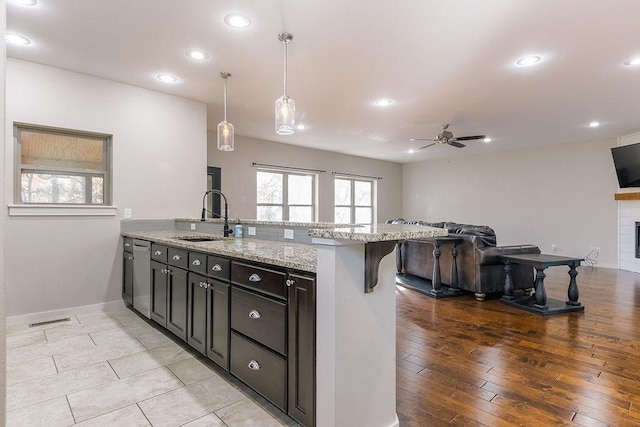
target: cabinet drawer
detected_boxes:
[168,248,188,269]
[188,252,207,275]
[231,287,286,355]
[207,256,230,281]
[123,237,134,253]
[231,262,286,299]
[230,332,286,411]
[151,244,168,263]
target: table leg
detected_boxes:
[395,242,403,273]
[432,241,442,292]
[566,262,581,307]
[534,267,548,310]
[450,241,459,288]
[502,261,514,300]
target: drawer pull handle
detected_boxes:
[192,259,201,266]
[249,273,261,282]
[128,256,133,261]
[248,360,261,371]
[124,243,131,247]
[172,254,181,261]
[211,264,222,272]
[248,310,261,319]
[154,250,163,256]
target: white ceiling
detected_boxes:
[7,0,640,163]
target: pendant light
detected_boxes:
[217,72,234,151]
[275,32,295,135]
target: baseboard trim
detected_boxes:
[7,300,126,326]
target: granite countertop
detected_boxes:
[121,230,317,273]
[308,223,448,242]
[175,218,343,228]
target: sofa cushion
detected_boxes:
[456,224,497,246]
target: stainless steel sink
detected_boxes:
[174,236,224,242]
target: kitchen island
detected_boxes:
[122,220,447,427]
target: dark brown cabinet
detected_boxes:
[122,239,134,306]
[187,271,230,370]
[287,273,316,427]
[130,239,316,426]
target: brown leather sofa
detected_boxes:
[388,219,541,300]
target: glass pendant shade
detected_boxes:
[217,121,234,151]
[275,95,295,135]
[217,72,234,151]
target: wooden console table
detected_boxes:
[500,253,584,315]
[396,236,464,299]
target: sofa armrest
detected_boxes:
[477,245,541,265]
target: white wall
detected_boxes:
[1,0,7,419]
[206,134,403,222]
[403,138,618,268]
[5,60,207,317]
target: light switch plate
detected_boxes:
[124,208,132,219]
[284,229,294,239]
[248,226,256,236]
[190,223,196,230]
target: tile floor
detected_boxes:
[6,308,296,426]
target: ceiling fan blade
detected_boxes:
[447,141,466,148]
[419,143,437,150]
[454,135,486,141]
[409,138,438,141]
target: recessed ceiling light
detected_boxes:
[156,73,179,83]
[186,50,209,60]
[374,98,393,107]
[624,57,640,66]
[224,13,251,29]
[8,0,37,6]
[588,121,601,128]
[516,55,541,66]
[5,33,32,45]
[408,149,415,154]
[296,124,307,130]
[483,137,492,143]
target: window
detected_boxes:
[256,169,316,222]
[16,124,111,205]
[334,177,376,224]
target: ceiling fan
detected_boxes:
[410,124,486,149]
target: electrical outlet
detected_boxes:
[190,223,196,230]
[284,229,294,240]
[552,243,557,251]
[595,247,601,255]
[248,226,256,236]
[124,208,132,219]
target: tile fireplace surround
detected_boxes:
[617,194,640,272]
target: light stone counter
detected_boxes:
[308,223,448,242]
[121,230,316,273]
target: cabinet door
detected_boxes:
[150,260,168,326]
[167,267,188,341]
[207,280,230,370]
[288,274,316,427]
[122,252,134,306]
[187,272,208,355]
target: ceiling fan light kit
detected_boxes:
[275,32,296,136]
[410,124,486,150]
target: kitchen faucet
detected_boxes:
[201,189,233,237]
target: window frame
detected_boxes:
[14,123,113,206]
[333,176,377,225]
[256,168,317,222]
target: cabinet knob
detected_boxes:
[211,264,222,272]
[286,279,294,287]
[249,273,261,282]
[128,256,133,261]
[248,360,261,371]
[166,268,172,274]
[154,250,162,256]
[192,259,201,266]
[124,243,131,247]
[248,309,261,320]
[172,254,181,261]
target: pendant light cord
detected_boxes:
[223,77,228,122]
[283,41,288,97]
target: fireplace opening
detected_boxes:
[636,222,640,259]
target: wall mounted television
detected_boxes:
[611,142,640,188]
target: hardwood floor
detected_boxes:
[396,266,640,426]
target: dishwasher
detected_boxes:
[132,239,151,318]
